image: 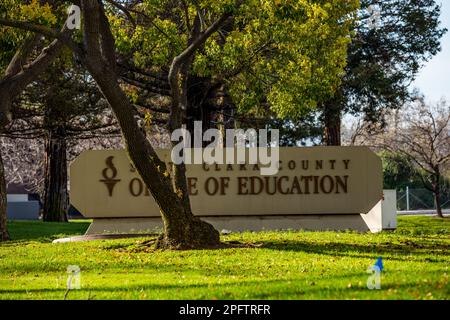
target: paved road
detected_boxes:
[398,209,450,216]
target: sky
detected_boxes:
[413,1,450,103]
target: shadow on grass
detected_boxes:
[260,239,450,262]
[0,277,435,300]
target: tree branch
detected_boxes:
[0,19,82,56]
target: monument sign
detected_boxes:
[70,147,396,234]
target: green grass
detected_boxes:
[4,220,91,242]
[0,216,448,300]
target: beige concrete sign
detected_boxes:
[70,147,382,218]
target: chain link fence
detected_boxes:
[397,188,450,211]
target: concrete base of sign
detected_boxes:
[85,190,397,235]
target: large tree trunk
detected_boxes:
[322,101,342,146]
[0,152,10,241]
[76,0,222,249]
[42,128,68,222]
[164,27,220,248]
[88,64,219,249]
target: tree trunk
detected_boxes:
[186,77,212,141]
[433,173,444,218]
[434,191,443,218]
[88,64,219,249]
[0,152,10,241]
[77,0,221,249]
[322,101,341,146]
[42,128,69,222]
[163,30,220,248]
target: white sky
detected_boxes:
[412,1,450,103]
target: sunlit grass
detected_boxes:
[0,216,448,300]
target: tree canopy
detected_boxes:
[320,0,447,145]
[108,0,358,119]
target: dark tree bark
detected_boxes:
[81,6,220,246]
[79,0,243,249]
[434,188,443,218]
[42,128,69,222]
[322,101,341,146]
[432,171,444,218]
[89,64,219,248]
[185,77,215,140]
[159,14,221,249]
[0,152,10,241]
[186,79,236,144]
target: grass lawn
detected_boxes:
[0,216,448,300]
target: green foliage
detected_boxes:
[380,151,423,190]
[1,0,359,124]
[0,216,449,299]
[268,116,323,146]
[5,54,114,140]
[220,0,358,118]
[19,0,57,26]
[381,151,450,193]
[0,0,71,71]
[0,0,27,70]
[110,0,359,119]
[335,0,447,121]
